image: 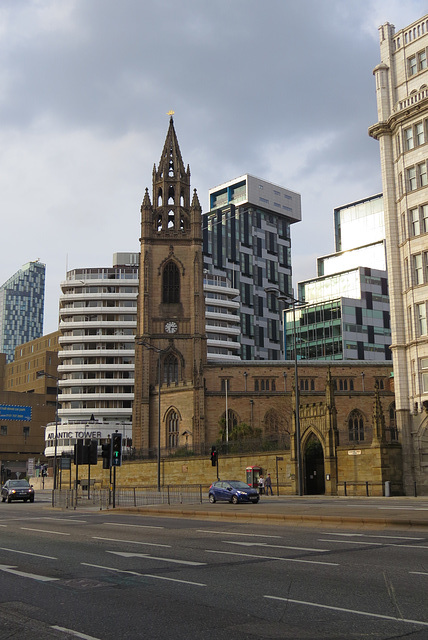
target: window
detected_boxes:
[0,426,7,435]
[23,426,30,437]
[407,166,417,191]
[418,49,427,71]
[416,302,427,336]
[162,261,180,304]
[423,205,428,233]
[404,126,414,150]
[408,54,417,76]
[411,208,420,235]
[416,122,425,146]
[163,353,178,385]
[348,410,364,442]
[414,253,424,285]
[167,410,179,448]
[421,358,428,394]
[418,162,428,187]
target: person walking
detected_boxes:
[265,473,273,496]
[258,475,265,496]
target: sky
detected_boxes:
[0,0,427,334]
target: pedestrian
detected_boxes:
[258,475,265,495]
[265,473,273,496]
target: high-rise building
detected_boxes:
[369,15,428,494]
[285,194,391,362]
[0,260,45,363]
[57,253,138,425]
[203,174,301,360]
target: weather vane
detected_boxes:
[167,110,175,117]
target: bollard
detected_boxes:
[385,480,391,497]
[344,481,347,496]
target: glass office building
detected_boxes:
[285,194,392,361]
[203,174,301,360]
[0,260,45,363]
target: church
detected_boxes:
[132,117,401,496]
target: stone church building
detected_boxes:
[132,117,402,496]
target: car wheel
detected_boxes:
[231,495,239,505]
[209,494,216,503]
[252,497,260,503]
[29,497,34,503]
[24,499,28,503]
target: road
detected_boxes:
[1,500,428,639]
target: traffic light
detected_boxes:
[111,432,122,467]
[102,440,111,469]
[211,446,217,467]
[88,439,98,466]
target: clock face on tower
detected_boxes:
[164,321,178,334]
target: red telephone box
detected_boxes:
[246,466,262,488]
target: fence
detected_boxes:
[52,483,204,510]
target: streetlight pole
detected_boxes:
[37,370,59,491]
[137,341,165,492]
[265,288,303,496]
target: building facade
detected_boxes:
[285,194,391,362]
[369,15,428,494]
[0,260,45,363]
[203,174,301,360]
[57,253,138,425]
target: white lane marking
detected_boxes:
[107,551,206,566]
[319,539,383,546]
[20,527,70,536]
[198,529,281,538]
[322,532,425,540]
[410,571,428,576]
[39,518,87,524]
[0,564,59,582]
[205,549,338,566]
[224,541,328,552]
[0,546,57,560]
[93,536,170,548]
[320,539,428,550]
[0,524,6,527]
[52,625,101,639]
[103,522,164,529]
[82,562,206,586]
[264,595,428,627]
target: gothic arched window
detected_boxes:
[167,409,179,448]
[162,261,180,303]
[348,410,364,442]
[163,353,178,385]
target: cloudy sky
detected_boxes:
[1,0,426,334]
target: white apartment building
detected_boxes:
[369,15,428,494]
[57,253,139,426]
[204,274,241,361]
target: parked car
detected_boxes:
[208,480,259,504]
[1,479,35,503]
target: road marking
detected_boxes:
[410,571,428,576]
[103,522,164,529]
[264,595,428,627]
[0,564,59,582]
[40,518,87,524]
[320,539,428,550]
[224,541,328,552]
[107,551,206,566]
[198,530,282,538]
[322,532,425,540]
[205,549,338,566]
[20,527,70,536]
[93,536,170,548]
[82,562,206,586]
[0,547,57,559]
[52,625,101,639]
[0,524,6,527]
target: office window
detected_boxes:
[418,161,428,187]
[413,253,424,285]
[418,49,427,71]
[417,303,427,336]
[416,122,425,146]
[423,205,428,233]
[404,126,414,150]
[411,208,420,236]
[408,54,417,76]
[407,166,417,191]
[421,358,428,394]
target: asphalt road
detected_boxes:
[1,500,428,639]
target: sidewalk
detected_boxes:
[113,495,428,530]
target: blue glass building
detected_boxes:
[0,260,46,363]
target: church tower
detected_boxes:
[132,116,207,453]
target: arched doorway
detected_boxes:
[304,433,325,495]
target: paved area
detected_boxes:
[111,495,428,530]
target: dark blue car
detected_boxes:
[208,480,259,504]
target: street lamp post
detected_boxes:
[265,288,303,496]
[137,341,165,492]
[37,370,59,491]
